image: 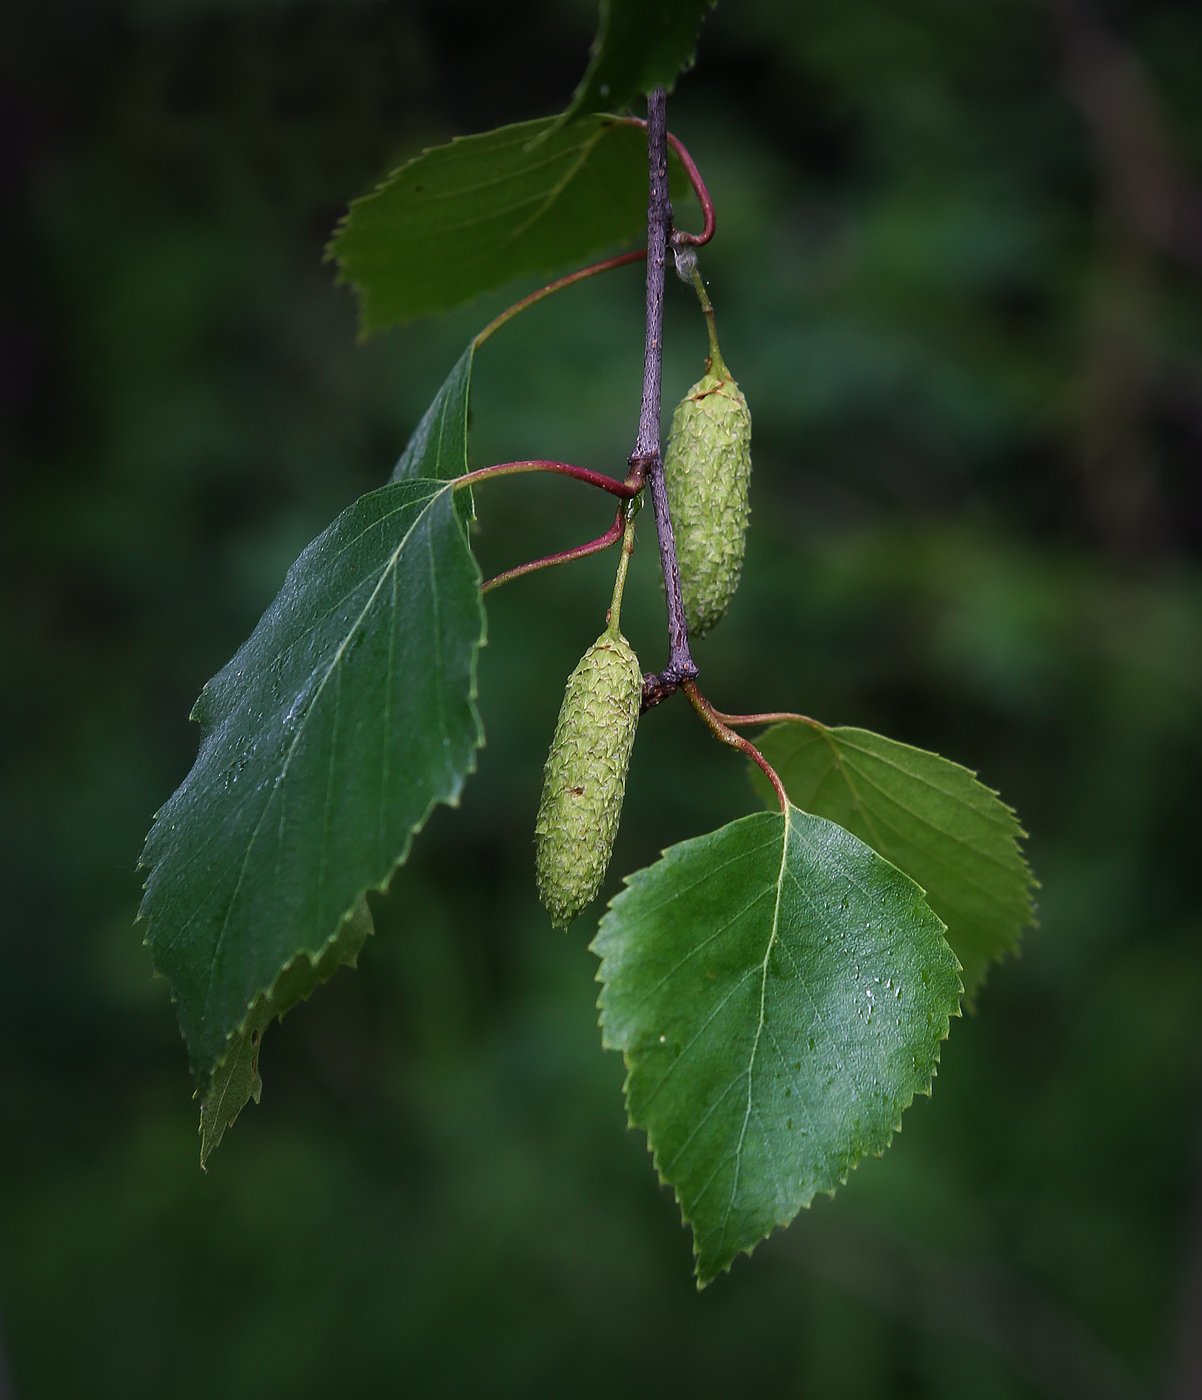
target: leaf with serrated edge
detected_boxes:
[593,805,960,1286]
[138,473,484,1092]
[391,344,473,485]
[140,343,482,1102]
[199,897,373,1167]
[329,115,653,335]
[562,0,717,126]
[753,725,1036,999]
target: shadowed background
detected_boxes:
[3,0,1201,1396]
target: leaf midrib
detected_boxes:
[716,809,790,1252]
[196,482,455,1037]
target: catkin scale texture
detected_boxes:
[535,631,642,927]
[663,355,752,637]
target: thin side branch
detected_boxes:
[455,459,640,498]
[473,249,647,348]
[483,507,625,594]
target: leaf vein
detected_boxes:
[191,485,452,1036]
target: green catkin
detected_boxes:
[534,630,642,927]
[663,348,752,638]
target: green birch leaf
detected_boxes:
[198,897,373,1168]
[138,471,485,1095]
[593,805,960,1286]
[564,0,718,125]
[329,115,653,335]
[753,724,1036,998]
[391,343,474,484]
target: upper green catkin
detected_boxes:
[663,344,752,638]
[534,630,642,927]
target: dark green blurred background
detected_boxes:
[4,1,1201,1396]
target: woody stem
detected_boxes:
[633,86,698,689]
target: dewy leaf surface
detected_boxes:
[594,806,960,1286]
[329,115,653,334]
[199,897,373,1167]
[563,0,717,125]
[139,470,484,1092]
[755,725,1036,998]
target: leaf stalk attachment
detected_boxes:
[701,705,824,732]
[473,250,646,348]
[605,496,641,634]
[681,681,788,812]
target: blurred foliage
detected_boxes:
[3,0,1201,1396]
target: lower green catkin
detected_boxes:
[534,630,642,927]
[663,346,752,637]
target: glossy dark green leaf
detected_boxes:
[138,471,484,1094]
[564,0,717,124]
[594,805,960,1285]
[391,343,474,484]
[754,724,1036,997]
[329,115,652,334]
[198,897,373,1167]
